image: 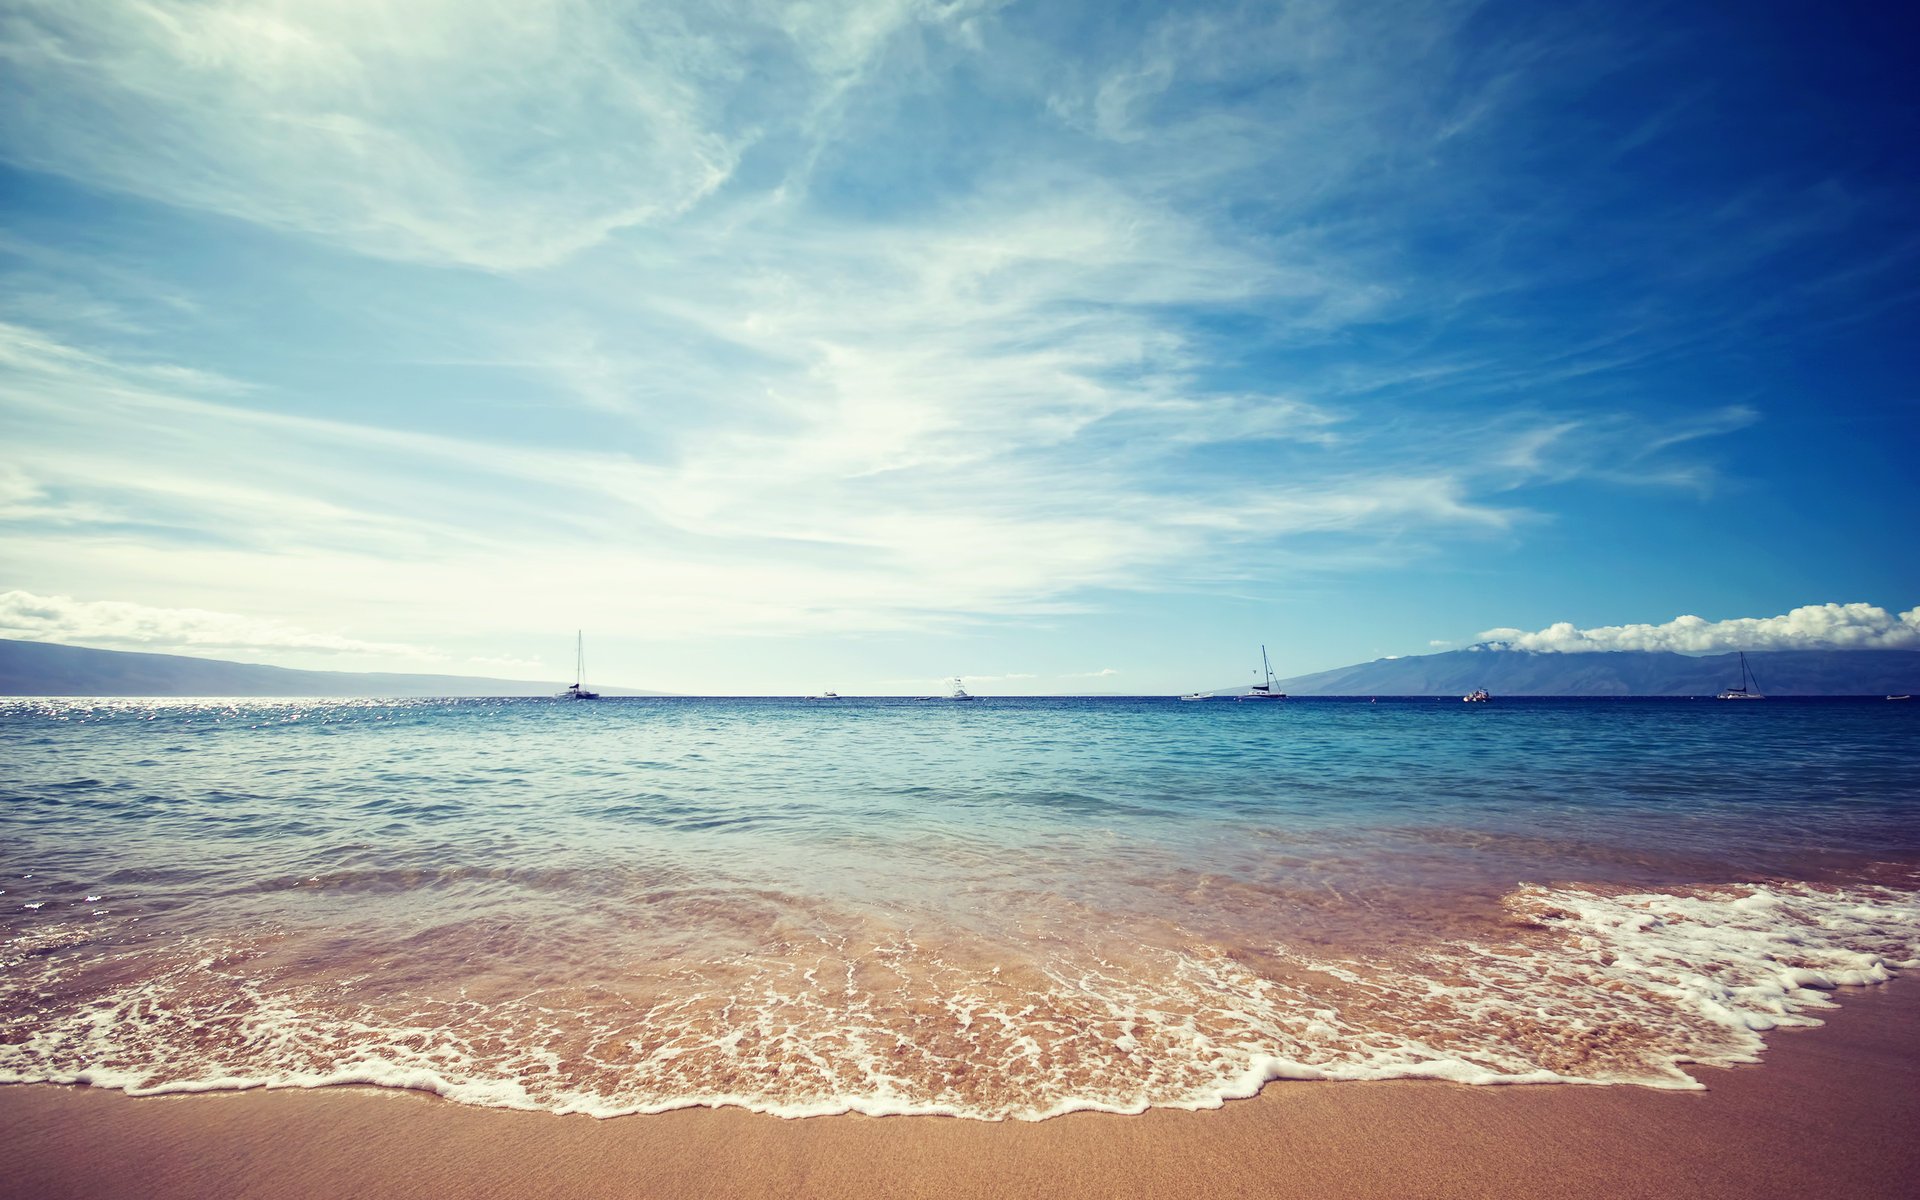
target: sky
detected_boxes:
[1,0,1916,695]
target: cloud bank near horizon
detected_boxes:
[15,586,1917,673]
[1476,604,1920,655]
[0,589,422,659]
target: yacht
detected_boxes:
[805,691,844,701]
[915,678,980,701]
[1179,692,1214,702]
[1462,689,1491,703]
[559,631,600,700]
[1235,646,1285,701]
[1718,652,1764,700]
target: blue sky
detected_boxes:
[1,0,1915,694]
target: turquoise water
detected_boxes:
[3,697,1917,1118]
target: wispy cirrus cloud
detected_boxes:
[2,306,1697,645]
[0,0,1033,272]
[1,0,797,269]
[1,0,1905,689]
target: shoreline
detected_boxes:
[3,981,1914,1200]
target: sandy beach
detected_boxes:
[2,981,1913,1200]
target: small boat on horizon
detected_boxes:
[1236,646,1285,702]
[805,691,844,700]
[1719,651,1764,700]
[1179,692,1213,701]
[917,678,979,701]
[1889,695,1912,701]
[559,631,600,700]
[1462,689,1491,703]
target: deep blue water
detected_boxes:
[6,697,1915,908]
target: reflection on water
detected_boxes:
[2,697,1917,1117]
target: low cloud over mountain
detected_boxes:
[1475,603,1920,655]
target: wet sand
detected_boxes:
[2,983,1914,1200]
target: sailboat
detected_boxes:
[560,631,600,700]
[1718,651,1763,700]
[1235,645,1286,701]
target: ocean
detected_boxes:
[2,695,1916,1120]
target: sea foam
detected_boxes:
[2,880,1914,1120]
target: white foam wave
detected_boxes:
[2,881,1915,1120]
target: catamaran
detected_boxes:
[1718,651,1764,700]
[560,631,600,700]
[1236,646,1285,701]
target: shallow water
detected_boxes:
[2,696,1917,1118]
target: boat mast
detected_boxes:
[1262,644,1273,689]
[576,630,584,689]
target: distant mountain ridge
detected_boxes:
[0,638,668,697]
[8,637,1915,699]
[1248,648,1920,697]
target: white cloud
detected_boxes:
[0,0,1786,681]
[0,589,423,657]
[0,0,955,270]
[1477,604,1920,654]
[0,302,1533,644]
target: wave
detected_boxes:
[2,880,1915,1120]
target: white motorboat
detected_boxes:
[1462,689,1490,703]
